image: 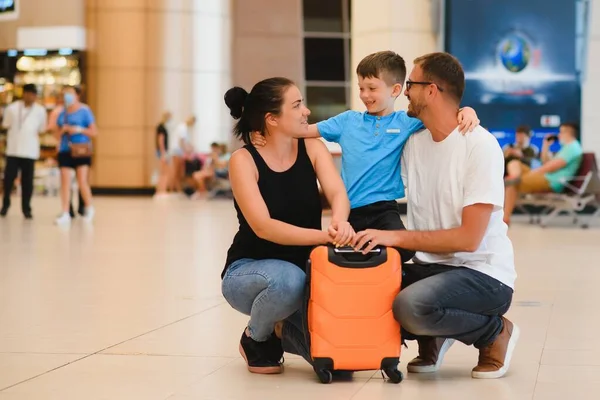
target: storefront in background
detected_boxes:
[0,48,85,193]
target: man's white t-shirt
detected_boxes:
[169,123,190,155]
[2,100,48,159]
[401,126,516,289]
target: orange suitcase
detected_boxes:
[305,245,403,384]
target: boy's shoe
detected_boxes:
[472,317,520,379]
[407,337,455,373]
[239,329,283,374]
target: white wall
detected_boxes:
[582,0,600,157]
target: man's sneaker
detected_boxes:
[472,317,520,379]
[55,212,72,225]
[407,337,455,373]
[238,329,283,374]
[0,207,7,217]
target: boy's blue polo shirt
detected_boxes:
[317,110,424,209]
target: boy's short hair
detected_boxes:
[356,51,407,86]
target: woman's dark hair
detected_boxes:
[224,77,295,145]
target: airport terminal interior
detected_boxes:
[1,0,600,399]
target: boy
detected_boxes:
[252,51,479,261]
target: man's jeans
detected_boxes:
[394,264,514,348]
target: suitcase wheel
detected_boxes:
[316,369,333,384]
[384,368,403,384]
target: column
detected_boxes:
[86,0,147,188]
[191,0,232,152]
[350,0,438,111]
[582,2,600,156]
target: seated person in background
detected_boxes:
[191,142,231,198]
[503,125,538,174]
[221,77,354,374]
[503,122,583,225]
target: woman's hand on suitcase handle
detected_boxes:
[328,220,355,247]
[352,229,397,254]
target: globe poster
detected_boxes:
[445,0,583,148]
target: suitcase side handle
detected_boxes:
[327,245,388,268]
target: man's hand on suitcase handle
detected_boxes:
[353,229,398,254]
[328,220,355,247]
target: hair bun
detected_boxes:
[224,87,248,119]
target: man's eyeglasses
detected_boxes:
[406,80,445,92]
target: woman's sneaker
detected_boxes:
[54,212,72,225]
[239,329,283,374]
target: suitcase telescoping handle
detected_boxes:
[327,245,388,268]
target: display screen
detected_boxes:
[0,0,15,14]
[445,0,583,135]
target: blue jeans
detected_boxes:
[393,264,514,348]
[221,258,307,342]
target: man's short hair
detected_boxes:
[413,52,465,103]
[561,122,579,137]
[23,84,37,95]
[516,125,531,136]
[356,51,407,86]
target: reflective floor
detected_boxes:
[1,196,599,399]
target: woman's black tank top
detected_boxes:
[223,139,322,277]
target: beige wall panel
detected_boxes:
[94,128,146,158]
[93,157,145,187]
[95,0,146,10]
[95,69,145,129]
[95,10,146,68]
[232,36,303,88]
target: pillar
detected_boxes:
[350,0,439,111]
[86,0,232,188]
[582,1,600,156]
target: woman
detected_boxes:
[54,86,97,225]
[154,111,172,197]
[222,77,354,374]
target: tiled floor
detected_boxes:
[1,196,599,399]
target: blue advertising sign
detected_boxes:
[445,0,582,136]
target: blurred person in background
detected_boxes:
[154,111,172,198]
[54,86,98,225]
[48,89,85,217]
[1,84,47,219]
[504,124,539,175]
[503,122,583,225]
[191,142,230,198]
[169,115,196,193]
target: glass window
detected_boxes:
[306,86,348,124]
[303,0,343,32]
[304,38,345,81]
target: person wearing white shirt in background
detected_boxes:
[168,115,196,192]
[1,84,48,219]
[352,52,518,380]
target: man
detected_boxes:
[353,52,519,379]
[503,122,583,225]
[169,115,196,192]
[1,84,48,219]
[504,124,538,173]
